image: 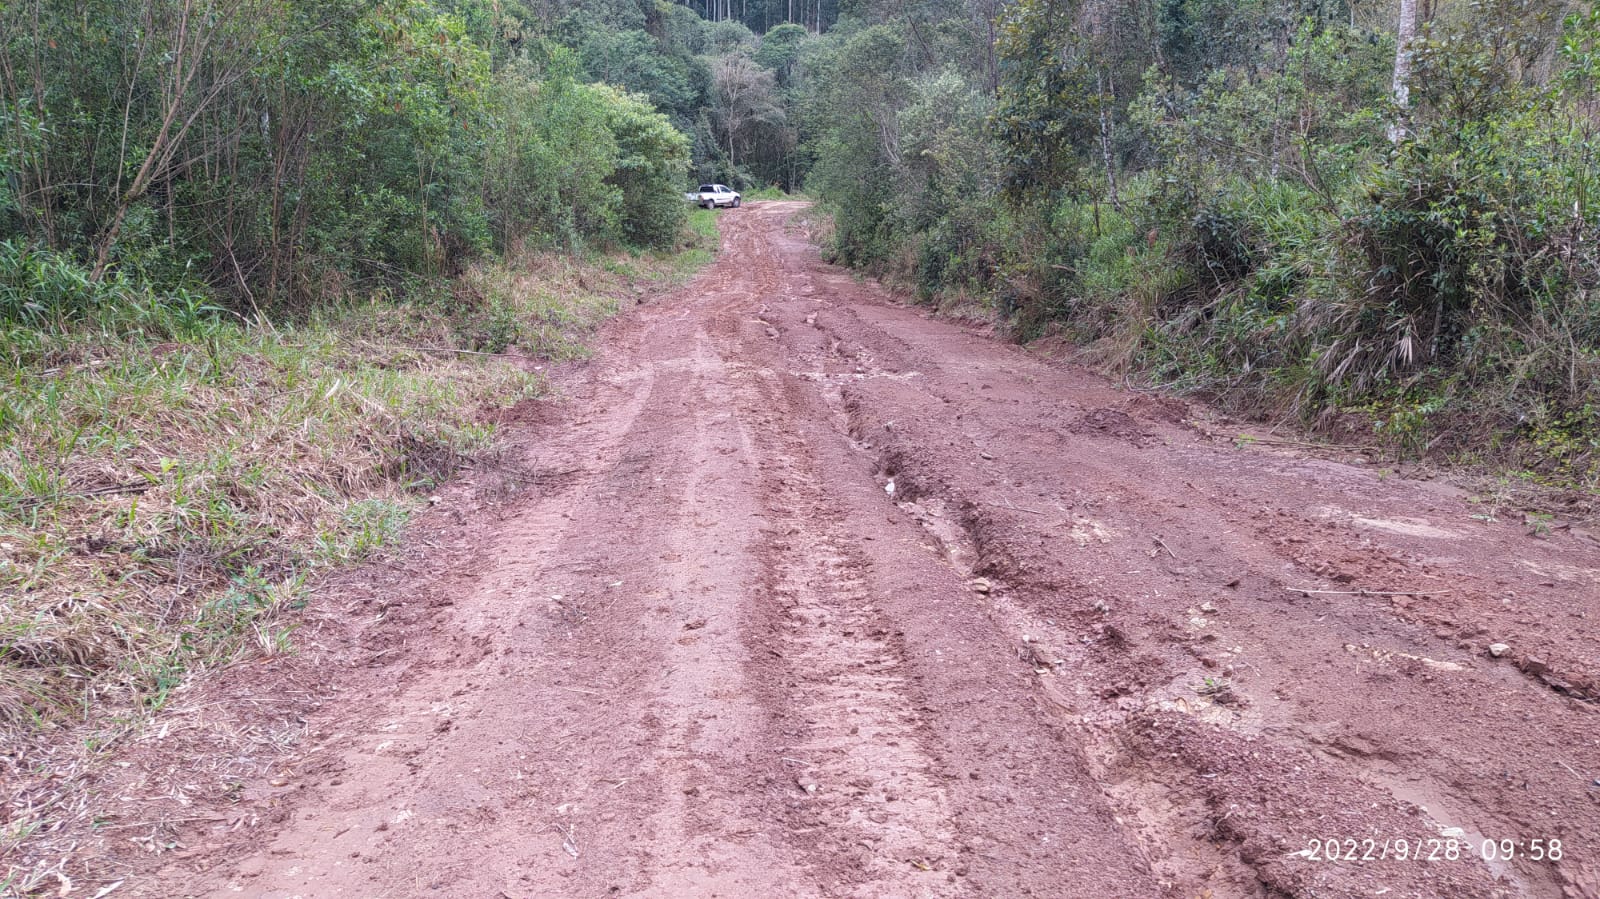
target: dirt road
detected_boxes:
[130,202,1600,898]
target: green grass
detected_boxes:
[743,185,796,201]
[677,208,721,271]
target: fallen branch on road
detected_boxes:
[999,498,1047,515]
[384,344,529,359]
[15,481,154,509]
[1286,587,1447,597]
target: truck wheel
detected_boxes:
[733,198,741,208]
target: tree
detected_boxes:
[84,0,276,280]
[598,84,692,247]
[711,54,783,173]
[993,0,1096,199]
[574,27,709,129]
[802,24,913,264]
[755,22,809,85]
[1389,0,1419,141]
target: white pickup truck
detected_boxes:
[688,183,742,209]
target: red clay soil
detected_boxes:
[50,202,1600,897]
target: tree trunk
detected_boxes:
[1095,71,1121,211]
[1388,0,1419,142]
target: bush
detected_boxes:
[599,85,693,249]
[0,242,115,330]
[0,242,226,366]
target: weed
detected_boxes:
[316,500,412,563]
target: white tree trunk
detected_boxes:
[1388,0,1419,142]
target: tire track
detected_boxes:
[738,360,961,897]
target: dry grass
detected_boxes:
[0,228,717,893]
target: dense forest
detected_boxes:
[0,0,852,312]
[0,1,701,316]
[5,0,1597,474]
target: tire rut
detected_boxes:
[739,360,961,897]
[784,259,1592,898]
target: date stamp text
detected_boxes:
[1301,837,1564,863]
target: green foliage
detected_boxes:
[566,22,711,131]
[601,85,693,247]
[708,19,759,54]
[483,53,622,251]
[0,243,121,332]
[483,61,688,251]
[0,242,228,367]
[897,69,1003,297]
[993,0,1097,199]
[0,0,696,315]
[755,22,809,85]
[659,2,712,55]
[797,0,1599,483]
[803,25,914,268]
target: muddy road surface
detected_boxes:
[131,202,1600,898]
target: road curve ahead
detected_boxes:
[155,201,1600,899]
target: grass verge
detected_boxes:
[743,186,794,201]
[0,216,718,868]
